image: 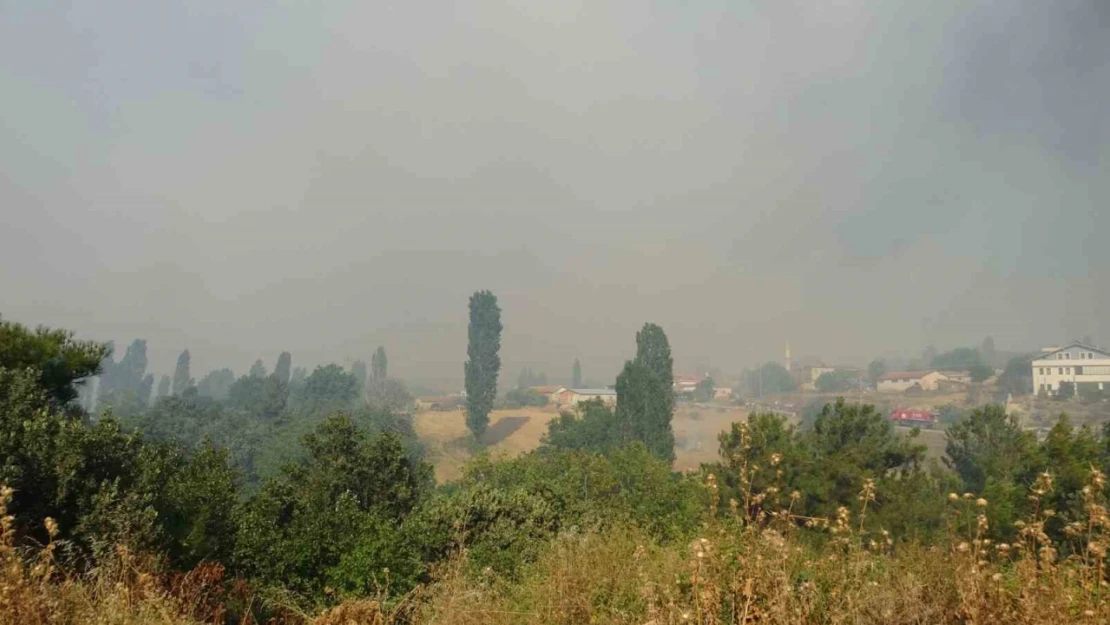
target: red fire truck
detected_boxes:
[888,407,937,429]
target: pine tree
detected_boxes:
[172,349,193,396]
[464,291,502,438]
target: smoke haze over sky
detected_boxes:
[2,1,1107,386]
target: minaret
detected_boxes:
[785,341,792,372]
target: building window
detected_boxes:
[1059,368,1064,375]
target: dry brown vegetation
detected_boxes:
[9,452,1110,624]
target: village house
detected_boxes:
[552,387,618,408]
[1031,342,1110,397]
[673,373,703,394]
[876,370,949,393]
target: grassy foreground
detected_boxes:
[5,475,1109,625]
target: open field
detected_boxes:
[413,402,750,482]
[895,425,948,463]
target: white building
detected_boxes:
[553,387,618,408]
[1031,342,1110,397]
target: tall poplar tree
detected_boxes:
[172,349,193,396]
[274,352,292,385]
[572,358,583,388]
[464,291,502,438]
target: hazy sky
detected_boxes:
[2,1,1107,388]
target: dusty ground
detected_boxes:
[414,407,561,482]
[413,402,750,483]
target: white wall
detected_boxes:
[1032,346,1110,395]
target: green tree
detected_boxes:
[291,364,360,418]
[945,405,1041,495]
[815,370,858,392]
[249,358,267,379]
[0,315,107,407]
[273,351,292,386]
[541,398,620,453]
[804,400,927,515]
[615,360,675,462]
[157,374,171,399]
[572,358,582,388]
[746,362,796,395]
[693,377,716,402]
[464,290,502,438]
[138,373,153,406]
[1057,381,1076,399]
[981,336,997,365]
[969,363,994,383]
[350,359,368,396]
[997,356,1032,397]
[196,368,235,401]
[634,323,674,412]
[867,359,887,384]
[931,347,986,371]
[371,346,387,393]
[97,339,149,404]
[234,415,432,595]
[515,367,547,389]
[172,349,193,396]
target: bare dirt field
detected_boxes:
[413,407,561,482]
[413,402,750,483]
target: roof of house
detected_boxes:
[878,371,940,381]
[1033,342,1110,361]
[568,388,617,395]
[529,385,562,395]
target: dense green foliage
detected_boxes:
[745,361,796,395]
[615,361,675,462]
[711,399,944,539]
[815,369,858,392]
[997,354,1033,397]
[464,290,502,438]
[542,324,676,462]
[0,316,107,407]
[235,415,433,596]
[693,376,716,402]
[931,346,993,381]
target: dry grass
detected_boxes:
[0,485,221,625]
[414,407,561,482]
[9,467,1110,624]
[414,403,750,482]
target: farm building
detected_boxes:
[553,387,618,408]
[876,371,948,393]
